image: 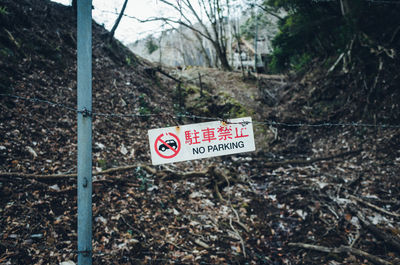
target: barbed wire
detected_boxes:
[2,93,400,129]
[1,94,77,112]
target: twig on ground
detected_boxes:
[289,242,393,265]
[193,238,211,249]
[351,208,400,253]
[223,172,247,258]
[263,149,362,168]
[348,194,400,218]
[1,149,362,181]
[0,164,148,179]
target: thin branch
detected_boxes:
[135,16,215,45]
[348,194,400,218]
[0,164,148,179]
[0,149,362,180]
[390,24,400,43]
[159,0,195,27]
[262,149,362,168]
[289,243,393,265]
[255,4,284,21]
[108,0,129,42]
[351,207,400,253]
[184,0,214,38]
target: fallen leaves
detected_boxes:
[1,1,400,264]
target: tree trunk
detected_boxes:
[214,44,231,71]
[108,0,129,43]
[340,0,350,16]
[158,32,164,67]
[72,0,77,14]
[233,24,246,79]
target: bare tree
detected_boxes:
[108,0,129,43]
[194,32,214,67]
[232,23,246,79]
[158,27,166,67]
[147,0,233,71]
[72,0,76,13]
[175,26,214,68]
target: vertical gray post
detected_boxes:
[198,73,203,98]
[77,0,92,264]
[254,7,259,73]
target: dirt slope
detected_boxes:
[0,0,180,174]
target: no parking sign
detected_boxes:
[148,117,255,165]
[154,132,181,159]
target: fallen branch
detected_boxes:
[289,242,393,265]
[350,207,400,253]
[0,171,77,179]
[0,163,226,187]
[193,238,211,249]
[222,168,247,258]
[263,149,362,168]
[0,149,361,180]
[229,216,246,258]
[0,164,150,180]
[328,52,345,73]
[159,168,208,181]
[348,194,400,218]
[214,182,225,202]
[166,240,190,251]
[144,66,181,83]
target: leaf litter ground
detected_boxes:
[1,0,400,264]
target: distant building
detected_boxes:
[231,37,271,72]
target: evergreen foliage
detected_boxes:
[240,13,273,40]
[264,0,400,73]
[145,38,159,54]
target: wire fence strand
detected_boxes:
[2,93,400,129]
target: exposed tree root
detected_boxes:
[0,149,362,182]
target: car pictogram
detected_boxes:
[158,139,177,152]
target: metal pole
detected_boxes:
[254,8,259,73]
[198,73,203,98]
[77,0,92,264]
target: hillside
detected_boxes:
[0,0,180,173]
[1,0,400,265]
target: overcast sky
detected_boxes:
[51,0,166,44]
[52,0,252,45]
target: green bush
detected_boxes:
[265,0,400,73]
[145,38,159,54]
[291,53,312,73]
[0,6,8,16]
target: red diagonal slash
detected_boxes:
[159,138,178,154]
[154,133,181,159]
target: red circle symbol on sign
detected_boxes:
[154,132,181,159]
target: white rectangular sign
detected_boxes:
[148,117,255,165]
